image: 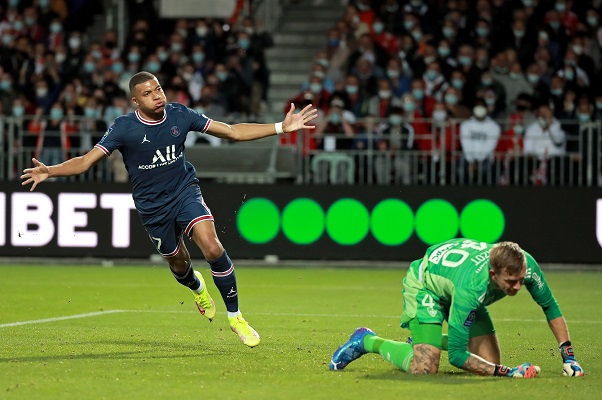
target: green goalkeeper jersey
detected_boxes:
[401,238,562,368]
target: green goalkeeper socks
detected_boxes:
[363,336,413,372]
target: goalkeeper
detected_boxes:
[330,239,585,378]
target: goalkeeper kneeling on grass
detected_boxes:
[330,239,585,378]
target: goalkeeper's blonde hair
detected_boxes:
[489,241,526,275]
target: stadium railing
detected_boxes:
[1,116,600,187]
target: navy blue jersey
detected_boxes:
[94,103,212,216]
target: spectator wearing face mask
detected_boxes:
[374,106,415,184]
[524,103,567,185]
[441,86,471,119]
[314,97,356,151]
[459,99,501,185]
[367,78,399,120]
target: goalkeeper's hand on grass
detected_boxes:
[494,363,541,378]
[559,341,585,377]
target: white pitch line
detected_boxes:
[1,310,600,328]
[0,310,126,328]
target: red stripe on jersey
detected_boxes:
[211,264,234,277]
[185,215,214,236]
[202,119,212,133]
[94,144,110,156]
[135,109,167,125]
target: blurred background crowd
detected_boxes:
[0,0,601,186]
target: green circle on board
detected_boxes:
[282,198,325,244]
[415,199,459,245]
[236,198,280,244]
[460,199,505,242]
[326,198,370,245]
[371,199,414,246]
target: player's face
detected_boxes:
[490,265,526,296]
[132,78,166,119]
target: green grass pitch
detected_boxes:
[0,264,600,400]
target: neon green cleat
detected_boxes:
[229,315,260,347]
[193,271,216,321]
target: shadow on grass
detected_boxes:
[350,369,503,384]
[0,339,237,364]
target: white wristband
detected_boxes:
[275,122,284,135]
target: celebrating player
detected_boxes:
[21,71,318,348]
[330,238,585,377]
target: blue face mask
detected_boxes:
[451,79,463,89]
[2,35,12,45]
[171,43,183,53]
[13,105,24,117]
[442,27,456,38]
[550,88,563,96]
[238,39,250,50]
[346,85,358,95]
[8,0,19,7]
[192,52,205,63]
[425,70,438,81]
[84,107,97,118]
[13,21,24,31]
[476,27,489,37]
[327,38,339,48]
[438,47,450,57]
[50,109,64,120]
[39,0,49,7]
[329,112,342,124]
[92,50,102,60]
[147,61,160,73]
[50,22,61,34]
[84,61,95,73]
[112,62,124,74]
[444,93,458,105]
[412,89,424,100]
[309,83,322,94]
[217,71,228,81]
[0,80,11,90]
[128,53,140,63]
[403,102,416,112]
[577,113,590,122]
[596,101,602,109]
[485,97,496,106]
[157,51,168,62]
[458,56,472,66]
[389,115,402,125]
[373,22,384,34]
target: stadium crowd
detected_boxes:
[1,0,601,186]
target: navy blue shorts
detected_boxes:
[141,185,213,256]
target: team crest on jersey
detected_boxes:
[170,126,180,137]
[99,126,113,143]
[463,310,477,327]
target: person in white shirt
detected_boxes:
[459,100,501,185]
[523,103,566,185]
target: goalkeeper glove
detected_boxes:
[494,363,541,378]
[559,341,584,377]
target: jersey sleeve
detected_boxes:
[94,116,124,156]
[524,252,562,321]
[185,106,213,133]
[446,286,484,368]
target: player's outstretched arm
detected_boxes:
[207,103,318,141]
[547,317,585,376]
[21,148,106,191]
[463,354,540,378]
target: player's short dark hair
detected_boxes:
[129,71,157,95]
[489,241,526,275]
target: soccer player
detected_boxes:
[21,71,318,348]
[330,238,585,377]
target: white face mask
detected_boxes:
[432,110,447,121]
[473,105,487,119]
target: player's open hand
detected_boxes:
[282,103,318,133]
[21,158,49,191]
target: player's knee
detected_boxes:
[203,243,225,261]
